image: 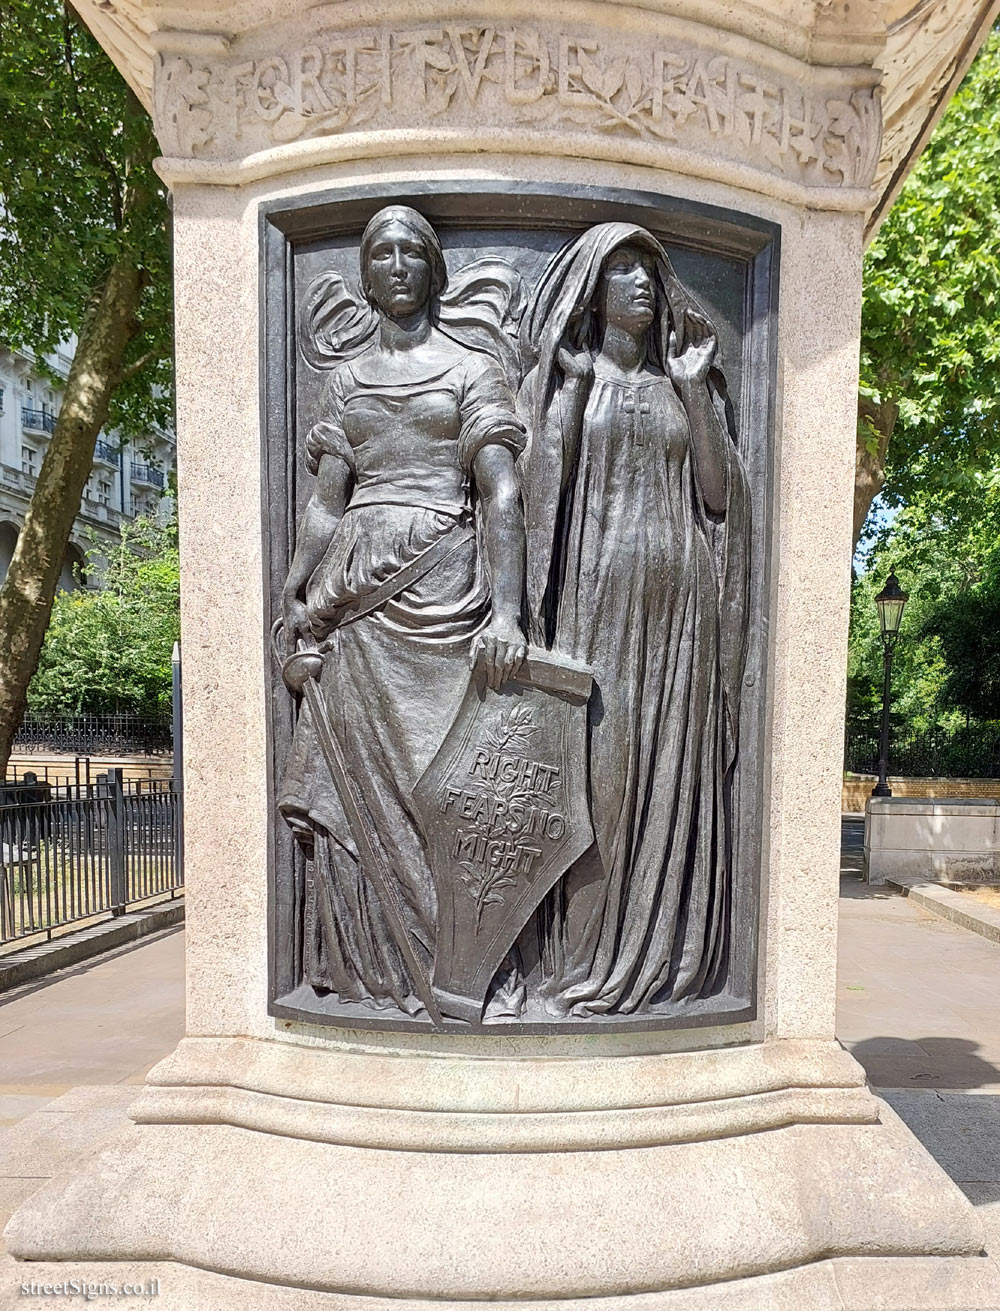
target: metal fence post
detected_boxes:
[107,768,127,916]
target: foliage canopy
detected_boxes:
[849,486,1000,734]
[849,28,1000,750]
[859,28,1000,540]
[0,1,174,772]
[28,517,179,717]
[0,0,172,431]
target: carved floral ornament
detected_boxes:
[152,23,881,191]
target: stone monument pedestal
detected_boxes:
[8,1035,998,1307]
[7,1,1000,1306]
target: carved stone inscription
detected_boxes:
[270,195,768,1032]
[155,22,880,188]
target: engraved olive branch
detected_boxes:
[457,706,551,925]
[459,861,517,930]
[483,704,538,753]
[488,778,559,814]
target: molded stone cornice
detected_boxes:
[70,0,1000,225]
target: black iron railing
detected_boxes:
[14,713,172,757]
[21,407,56,434]
[131,464,165,488]
[0,771,183,949]
[845,722,1000,779]
[94,440,121,465]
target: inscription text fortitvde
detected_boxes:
[156,22,879,191]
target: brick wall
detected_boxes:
[7,752,174,786]
[843,775,1000,812]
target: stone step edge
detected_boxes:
[887,877,1000,945]
[0,900,185,993]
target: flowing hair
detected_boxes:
[299,204,525,389]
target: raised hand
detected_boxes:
[667,309,717,388]
[558,344,593,383]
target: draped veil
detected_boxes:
[518,221,750,789]
[517,222,751,1007]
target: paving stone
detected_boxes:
[0,1095,55,1126]
[881,1091,1000,1184]
[44,1085,137,1116]
[0,930,184,1094]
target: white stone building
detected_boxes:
[0,341,175,590]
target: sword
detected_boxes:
[281,643,445,1029]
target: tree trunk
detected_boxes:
[853,393,899,552]
[0,257,144,773]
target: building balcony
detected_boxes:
[79,496,124,528]
[21,407,56,435]
[130,464,165,489]
[93,440,121,466]
[1,465,37,495]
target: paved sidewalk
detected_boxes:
[838,815,1000,1256]
[838,816,1000,1089]
[1,832,993,1101]
[0,927,184,1128]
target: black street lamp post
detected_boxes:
[871,572,909,798]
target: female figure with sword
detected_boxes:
[279,206,527,1021]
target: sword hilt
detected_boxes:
[281,648,324,694]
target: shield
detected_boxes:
[413,646,594,1022]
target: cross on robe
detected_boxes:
[622,390,651,445]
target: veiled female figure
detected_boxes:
[519,223,750,1015]
[279,206,527,1018]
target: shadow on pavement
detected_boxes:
[839,874,894,900]
[879,1089,1000,1239]
[851,1036,1000,1090]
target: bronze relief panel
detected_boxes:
[263,183,776,1032]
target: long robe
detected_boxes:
[279,341,523,1014]
[527,368,747,1011]
[517,223,751,1015]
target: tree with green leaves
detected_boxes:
[848,558,954,737]
[848,483,1000,739]
[857,27,1000,549]
[0,1,171,770]
[28,515,179,716]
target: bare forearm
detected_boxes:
[284,454,350,599]
[284,501,339,598]
[470,444,527,689]
[474,444,525,623]
[679,380,729,514]
[483,487,525,622]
